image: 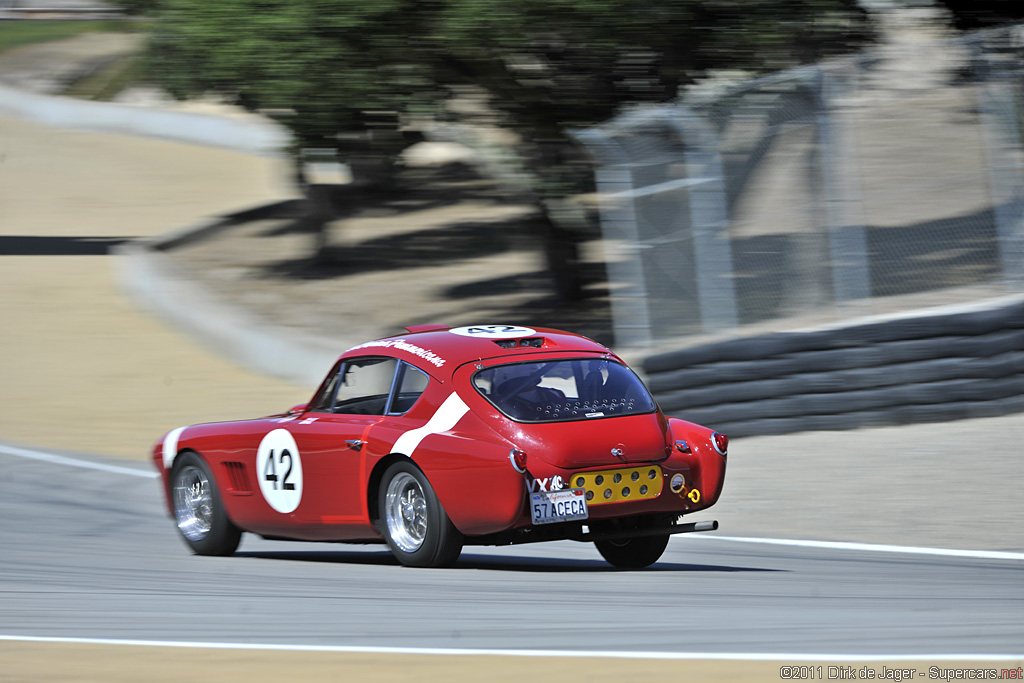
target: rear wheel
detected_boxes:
[171,452,241,556]
[379,461,463,568]
[595,534,669,569]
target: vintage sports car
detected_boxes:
[154,324,727,568]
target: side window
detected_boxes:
[389,363,429,415]
[332,357,397,415]
[310,365,342,413]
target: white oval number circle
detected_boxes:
[256,428,303,514]
[449,324,536,339]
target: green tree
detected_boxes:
[125,0,872,300]
[933,0,1024,30]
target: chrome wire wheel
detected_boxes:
[173,464,213,542]
[384,471,428,553]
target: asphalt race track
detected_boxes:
[2,445,1022,657]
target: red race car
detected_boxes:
[154,325,727,568]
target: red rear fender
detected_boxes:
[666,418,727,507]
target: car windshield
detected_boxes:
[472,358,656,423]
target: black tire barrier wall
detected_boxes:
[642,300,1024,437]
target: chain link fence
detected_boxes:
[576,23,1024,349]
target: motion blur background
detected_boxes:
[4,0,1024,446]
[4,0,1024,451]
[6,0,1023,339]
[2,2,1023,679]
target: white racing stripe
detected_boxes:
[161,426,186,470]
[391,391,469,456]
[0,444,157,479]
[0,635,1020,660]
[682,534,1024,561]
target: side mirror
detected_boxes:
[286,403,309,416]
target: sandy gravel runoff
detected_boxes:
[0,114,307,459]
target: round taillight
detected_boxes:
[508,448,528,473]
[711,432,728,456]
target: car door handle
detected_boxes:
[345,439,364,451]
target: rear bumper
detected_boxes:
[466,511,719,547]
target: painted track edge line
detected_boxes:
[0,636,1021,661]
[3,442,1022,561]
[682,535,1024,561]
[0,444,157,478]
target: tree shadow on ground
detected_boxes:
[728,204,1003,325]
[255,214,537,281]
[433,265,614,346]
[251,160,549,281]
[865,207,1000,296]
[257,162,515,240]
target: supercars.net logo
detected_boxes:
[778,666,1024,682]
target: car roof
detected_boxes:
[338,324,613,379]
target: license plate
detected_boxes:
[530,488,589,525]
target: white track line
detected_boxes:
[0,443,157,478]
[1,446,1021,660]
[3,442,1021,562]
[0,635,1020,660]
[681,534,1024,562]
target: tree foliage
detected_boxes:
[129,0,873,300]
[134,0,872,151]
[934,0,1024,31]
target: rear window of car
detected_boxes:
[472,358,656,423]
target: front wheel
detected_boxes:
[171,452,241,556]
[595,534,669,569]
[379,461,463,568]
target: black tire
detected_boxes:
[170,452,241,556]
[595,534,669,569]
[378,461,463,568]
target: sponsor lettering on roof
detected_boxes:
[347,338,447,367]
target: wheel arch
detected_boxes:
[366,452,418,534]
[371,454,465,568]
[169,448,243,529]
[168,446,201,470]
[159,446,198,516]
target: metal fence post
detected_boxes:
[817,65,871,305]
[572,129,654,348]
[670,108,739,333]
[974,38,1024,290]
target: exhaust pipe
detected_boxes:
[577,518,718,542]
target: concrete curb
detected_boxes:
[0,82,290,156]
[113,202,353,387]
[0,73,362,384]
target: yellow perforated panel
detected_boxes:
[569,465,663,505]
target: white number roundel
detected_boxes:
[449,325,536,339]
[256,429,303,513]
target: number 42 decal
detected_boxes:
[256,429,303,513]
[449,324,536,339]
[263,449,295,490]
